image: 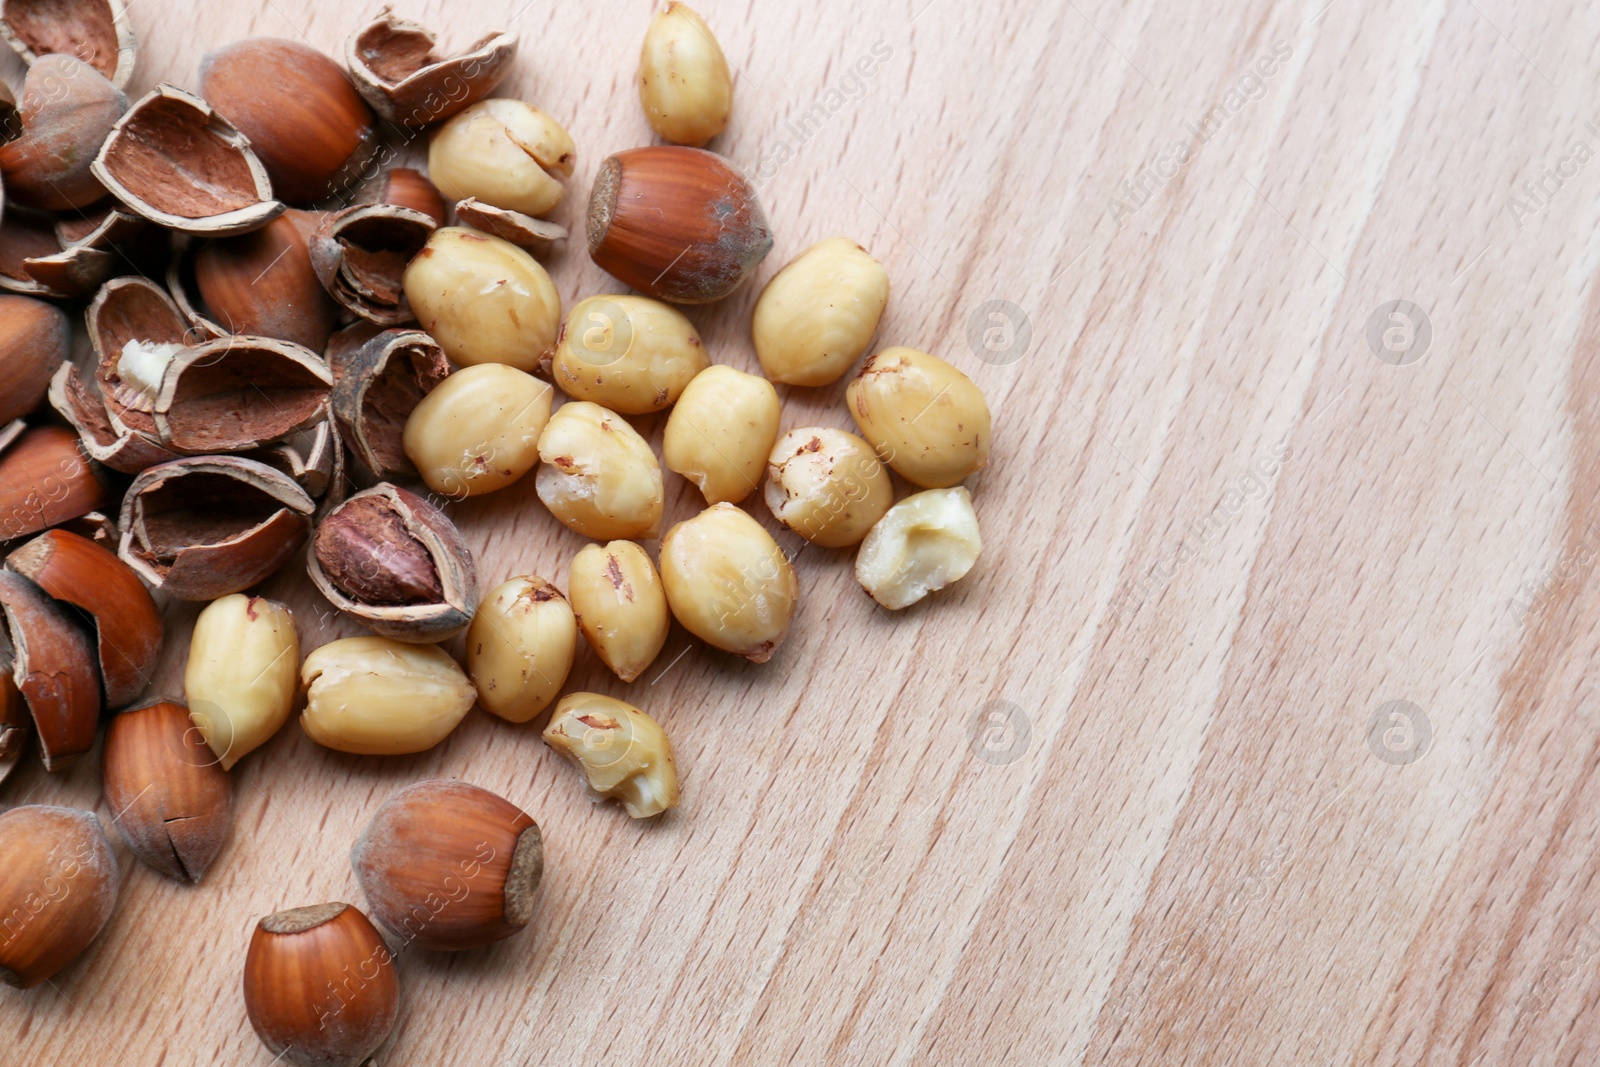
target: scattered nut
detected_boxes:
[847,346,992,488]
[855,486,982,609]
[0,0,137,88]
[763,426,892,547]
[663,364,780,504]
[543,692,679,819]
[0,805,117,988]
[402,362,553,498]
[191,210,341,350]
[0,569,100,770]
[0,292,68,425]
[0,55,127,210]
[329,328,449,479]
[752,238,888,386]
[347,12,517,128]
[300,637,476,756]
[535,401,664,540]
[185,593,298,770]
[309,203,439,324]
[403,226,562,370]
[466,575,576,723]
[0,425,111,543]
[569,540,669,683]
[551,294,708,414]
[637,1,732,147]
[659,502,798,662]
[428,99,574,217]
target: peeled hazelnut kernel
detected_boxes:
[551,294,708,414]
[764,427,893,548]
[300,637,476,756]
[403,227,562,370]
[0,805,118,988]
[186,594,299,770]
[351,779,543,951]
[428,99,575,217]
[536,401,664,540]
[569,541,669,683]
[543,692,679,819]
[659,502,798,662]
[752,238,889,386]
[637,2,732,147]
[856,486,982,610]
[466,576,576,724]
[663,365,780,505]
[243,903,398,1067]
[402,363,552,498]
[847,346,992,488]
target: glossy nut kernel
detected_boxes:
[659,503,797,662]
[402,227,562,371]
[428,100,574,217]
[637,2,732,147]
[855,487,982,609]
[764,427,893,547]
[466,576,577,724]
[403,363,552,498]
[846,347,991,488]
[752,238,889,386]
[186,594,299,771]
[569,541,669,682]
[299,637,476,755]
[662,365,779,505]
[536,401,664,540]
[550,294,708,414]
[543,693,679,818]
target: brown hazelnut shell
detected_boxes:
[250,417,344,505]
[0,425,111,542]
[191,210,341,351]
[0,0,137,88]
[50,362,180,474]
[0,55,127,210]
[151,335,332,454]
[0,570,100,771]
[0,207,118,298]
[309,203,436,325]
[0,292,67,424]
[358,166,447,226]
[0,675,27,784]
[454,198,566,255]
[0,806,117,988]
[0,417,22,456]
[346,13,517,129]
[328,328,447,478]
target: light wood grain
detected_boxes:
[7,0,1600,1063]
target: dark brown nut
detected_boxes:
[0,55,127,210]
[118,455,315,601]
[587,146,772,304]
[0,806,117,988]
[0,570,100,771]
[191,210,341,350]
[102,699,232,883]
[200,38,378,207]
[328,328,448,479]
[346,12,517,129]
[0,425,111,542]
[0,0,137,88]
[151,336,332,454]
[358,166,447,226]
[0,207,117,298]
[93,83,285,236]
[308,483,478,643]
[7,529,162,710]
[250,418,344,504]
[309,203,437,325]
[0,675,27,785]
[351,779,542,951]
[453,197,567,255]
[0,292,66,424]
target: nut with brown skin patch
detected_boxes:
[763,426,892,548]
[846,346,992,488]
[185,593,298,770]
[0,55,127,210]
[0,0,137,89]
[659,502,798,662]
[466,575,576,723]
[543,693,679,818]
[0,805,117,988]
[346,13,517,129]
[569,540,669,682]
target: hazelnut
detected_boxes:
[0,0,137,88]
[0,425,111,543]
[402,362,553,498]
[300,637,476,756]
[544,693,679,819]
[535,401,664,540]
[243,902,398,1067]
[191,210,341,351]
[102,700,232,883]
[358,166,447,226]
[846,346,992,488]
[752,238,889,386]
[0,292,68,425]
[0,569,99,770]
[309,483,479,643]
[587,145,771,304]
[466,575,576,724]
[550,294,709,414]
[185,594,298,770]
[329,328,449,480]
[855,486,982,609]
[351,778,543,951]
[402,227,562,371]
[428,99,575,217]
[637,2,732,147]
[0,55,127,210]
[309,203,439,325]
[763,426,892,547]
[659,502,798,662]
[569,540,669,683]
[452,198,567,255]
[662,365,780,505]
[347,12,517,128]
[0,805,117,988]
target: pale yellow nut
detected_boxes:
[403,363,552,498]
[428,99,575,216]
[299,636,476,755]
[185,594,298,770]
[659,502,797,662]
[846,346,991,488]
[543,692,679,818]
[637,2,732,147]
[466,576,577,724]
[569,541,669,682]
[752,238,889,387]
[551,295,709,413]
[402,227,562,371]
[856,487,982,610]
[764,426,893,548]
[536,401,664,540]
[662,365,779,505]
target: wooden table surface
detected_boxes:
[8,0,1600,1063]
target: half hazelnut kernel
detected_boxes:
[0,805,117,988]
[855,486,983,609]
[329,328,449,479]
[0,292,68,425]
[544,692,680,818]
[347,12,517,128]
[0,0,137,88]
[309,203,438,324]
[0,569,100,770]
[151,336,332,454]
[0,55,127,210]
[191,210,342,351]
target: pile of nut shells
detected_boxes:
[0,2,992,1062]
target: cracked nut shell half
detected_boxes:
[347,12,517,129]
[452,198,566,255]
[329,328,448,479]
[0,0,136,88]
[0,570,100,771]
[309,203,437,325]
[0,207,117,298]
[151,336,332,455]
